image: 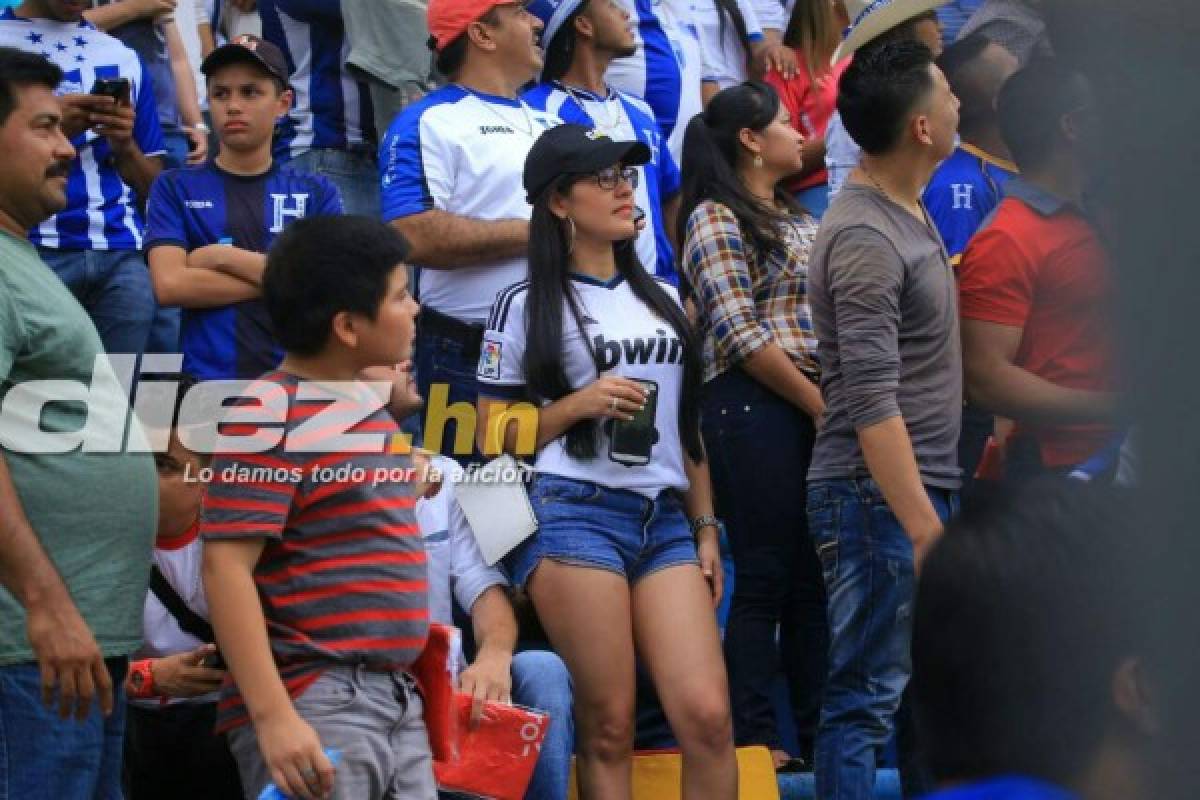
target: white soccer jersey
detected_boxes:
[606,0,705,166]
[694,0,764,89]
[477,275,689,498]
[379,85,561,323]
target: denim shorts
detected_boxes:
[505,473,700,588]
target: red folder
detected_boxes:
[410,623,462,762]
[433,693,550,800]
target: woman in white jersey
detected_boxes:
[678,81,827,772]
[476,124,738,799]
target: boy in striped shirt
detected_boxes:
[201,214,432,800]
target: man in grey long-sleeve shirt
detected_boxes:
[805,41,962,800]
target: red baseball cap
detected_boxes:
[427,0,514,52]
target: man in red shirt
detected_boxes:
[958,58,1117,479]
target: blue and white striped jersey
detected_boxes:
[523,81,682,282]
[0,11,166,251]
[606,0,705,166]
[258,0,373,160]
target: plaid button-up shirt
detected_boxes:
[681,200,820,383]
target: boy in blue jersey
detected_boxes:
[525,0,683,282]
[924,34,1019,266]
[146,34,343,381]
[0,0,168,359]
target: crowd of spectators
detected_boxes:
[0,1,1156,799]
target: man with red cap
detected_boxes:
[379,0,559,463]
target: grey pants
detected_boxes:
[227,666,436,800]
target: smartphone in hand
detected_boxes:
[91,77,131,106]
[609,380,658,467]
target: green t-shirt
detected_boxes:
[0,231,157,666]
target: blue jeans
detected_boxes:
[511,651,574,800]
[37,248,155,358]
[160,130,191,171]
[145,305,181,355]
[0,658,128,800]
[414,327,482,465]
[287,147,380,218]
[807,477,958,800]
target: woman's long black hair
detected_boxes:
[676,81,803,261]
[523,174,705,463]
[714,0,755,71]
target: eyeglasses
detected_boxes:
[590,165,639,191]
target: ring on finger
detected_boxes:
[610,396,619,413]
[300,766,317,780]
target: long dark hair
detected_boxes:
[677,81,803,261]
[524,175,705,462]
[714,0,754,71]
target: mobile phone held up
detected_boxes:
[91,77,131,106]
[609,380,658,467]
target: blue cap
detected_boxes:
[526,0,586,50]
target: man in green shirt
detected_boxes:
[0,46,157,798]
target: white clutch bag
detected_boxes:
[454,455,538,566]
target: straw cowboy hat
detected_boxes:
[834,0,950,62]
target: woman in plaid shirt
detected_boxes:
[677,81,828,772]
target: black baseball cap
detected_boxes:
[524,124,652,204]
[201,34,290,89]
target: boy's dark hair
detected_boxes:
[998,58,1090,172]
[838,39,936,155]
[0,48,63,127]
[430,7,503,80]
[913,480,1145,786]
[263,215,411,356]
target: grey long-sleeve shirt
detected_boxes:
[807,185,963,490]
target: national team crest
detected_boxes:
[479,338,503,380]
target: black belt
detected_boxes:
[419,308,485,361]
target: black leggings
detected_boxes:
[702,368,828,759]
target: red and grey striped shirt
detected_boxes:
[200,371,428,732]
